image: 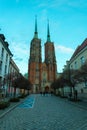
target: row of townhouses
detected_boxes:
[63,38,87,99]
[0,34,20,98]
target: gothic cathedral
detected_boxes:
[28,17,57,93]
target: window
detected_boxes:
[1,48,4,59]
[80,56,85,65]
[74,61,77,69]
[5,65,7,74]
[6,53,8,64]
[50,65,52,71]
[0,77,2,85]
[35,72,39,78]
[36,64,39,71]
[70,65,73,69]
[0,61,2,73]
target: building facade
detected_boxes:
[63,38,87,98]
[28,18,57,93]
[0,34,13,96]
[8,58,20,96]
[0,34,12,79]
[69,39,87,96]
[69,38,87,70]
[0,34,20,97]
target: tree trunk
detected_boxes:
[72,85,75,100]
[14,87,16,97]
[61,87,64,97]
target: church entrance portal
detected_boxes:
[45,86,49,92]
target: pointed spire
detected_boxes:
[47,19,51,42]
[34,15,38,38]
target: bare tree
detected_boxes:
[12,74,32,97]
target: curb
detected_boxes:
[60,97,87,111]
[68,100,87,111]
[0,97,28,119]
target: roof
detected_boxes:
[70,38,87,60]
[0,34,13,56]
[0,34,5,41]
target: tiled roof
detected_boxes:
[70,38,87,60]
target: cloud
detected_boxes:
[14,58,23,61]
[9,40,29,74]
[56,45,74,54]
[37,0,68,8]
[10,41,29,56]
[37,0,87,10]
[38,9,48,22]
[67,0,87,8]
[55,44,74,72]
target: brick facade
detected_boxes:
[28,18,57,93]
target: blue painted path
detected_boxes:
[18,96,35,108]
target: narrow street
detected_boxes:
[0,94,87,130]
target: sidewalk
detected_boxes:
[0,96,28,119]
[57,95,87,110]
[68,99,87,110]
[0,94,87,130]
[0,94,87,119]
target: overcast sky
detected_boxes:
[0,0,87,74]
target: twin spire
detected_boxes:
[34,15,38,39]
[47,20,51,42]
[34,16,51,42]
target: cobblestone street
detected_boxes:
[0,94,87,130]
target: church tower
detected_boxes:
[44,21,57,82]
[28,16,42,93]
[28,18,57,93]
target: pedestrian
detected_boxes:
[40,91,42,96]
[43,91,45,96]
[50,91,53,96]
[69,92,72,99]
[74,90,78,101]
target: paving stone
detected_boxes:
[0,94,87,130]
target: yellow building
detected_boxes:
[69,38,87,70]
[64,39,87,99]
